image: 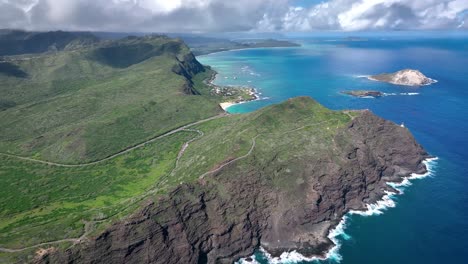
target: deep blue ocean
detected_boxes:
[198,32,468,264]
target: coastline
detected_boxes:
[201,50,439,264]
[239,157,438,264]
[205,70,262,113]
[219,88,261,112]
[196,45,300,58]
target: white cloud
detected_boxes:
[0,0,467,32]
[295,0,468,31]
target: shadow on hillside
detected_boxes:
[0,62,28,78]
[91,41,181,68]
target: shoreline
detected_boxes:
[205,70,262,113]
[239,157,438,263]
[219,89,261,112]
[197,45,300,58]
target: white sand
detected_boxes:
[219,102,235,111]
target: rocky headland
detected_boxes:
[37,97,430,264]
[368,69,437,86]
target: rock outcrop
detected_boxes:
[38,108,429,264]
[342,90,383,98]
[172,52,205,95]
[368,69,437,86]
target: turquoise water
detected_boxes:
[198,35,468,264]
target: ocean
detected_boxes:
[197,32,468,264]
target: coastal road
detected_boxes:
[0,113,228,167]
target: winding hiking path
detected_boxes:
[0,221,91,253]
[0,113,227,167]
[199,134,260,179]
[0,116,344,253]
[198,119,340,179]
[0,115,226,253]
[0,120,218,253]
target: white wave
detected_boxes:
[349,191,397,216]
[240,65,261,77]
[257,246,323,264]
[236,255,260,264]
[351,157,438,217]
[237,157,438,264]
[382,92,420,97]
[255,217,349,264]
[400,92,420,96]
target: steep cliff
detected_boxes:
[38,98,429,264]
[0,34,222,164]
[172,52,205,95]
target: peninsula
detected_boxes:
[36,98,430,264]
[368,69,437,86]
[0,31,430,264]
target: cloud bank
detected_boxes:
[0,0,467,32]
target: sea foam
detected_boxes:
[383,92,420,97]
[237,157,438,264]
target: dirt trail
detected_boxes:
[0,116,343,253]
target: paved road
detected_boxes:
[0,116,340,253]
[0,114,227,167]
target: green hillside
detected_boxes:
[0,35,222,163]
[0,33,358,263]
[0,30,100,56]
[0,97,356,263]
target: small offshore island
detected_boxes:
[342,90,383,98]
[368,69,437,86]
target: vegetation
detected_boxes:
[0,131,196,263]
[0,32,354,263]
[0,36,222,163]
[0,30,99,56]
[0,96,354,260]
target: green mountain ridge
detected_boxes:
[0,30,100,56]
[0,35,221,163]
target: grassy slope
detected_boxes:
[0,36,222,163]
[173,97,353,186]
[0,97,356,264]
[0,34,355,262]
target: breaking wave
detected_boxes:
[237,157,438,263]
[241,65,261,77]
[383,92,420,96]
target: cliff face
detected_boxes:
[38,109,429,264]
[172,52,205,95]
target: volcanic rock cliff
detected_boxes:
[38,99,429,264]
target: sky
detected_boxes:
[0,0,467,32]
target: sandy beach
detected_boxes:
[219,102,236,111]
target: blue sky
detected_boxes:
[0,0,467,32]
[294,0,324,8]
